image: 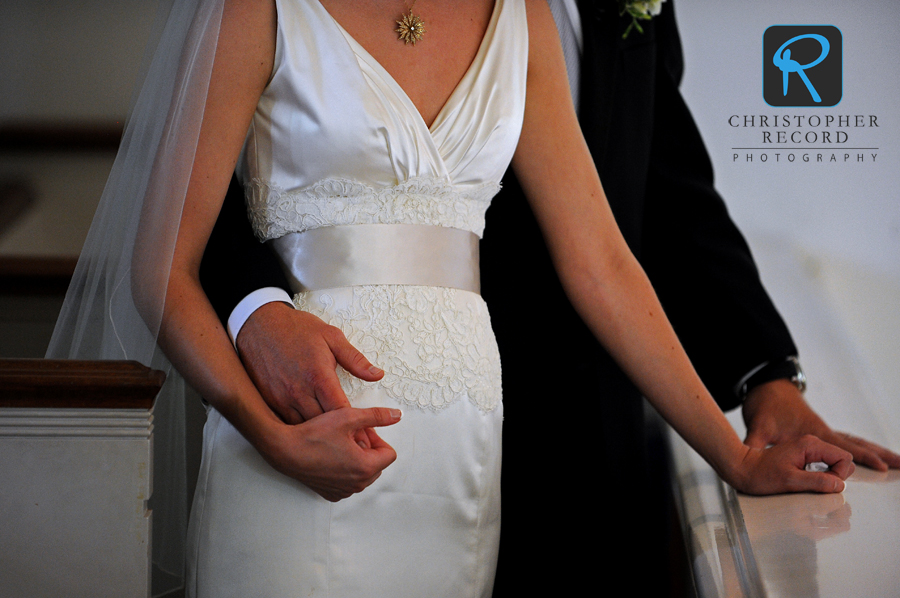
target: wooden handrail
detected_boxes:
[0,359,165,409]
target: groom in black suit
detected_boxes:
[201,1,898,594]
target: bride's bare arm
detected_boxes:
[513,0,852,494]
[147,0,399,501]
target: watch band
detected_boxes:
[735,356,807,401]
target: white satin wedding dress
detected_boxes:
[186,1,526,596]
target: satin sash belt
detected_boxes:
[271,224,480,294]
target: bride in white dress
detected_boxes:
[51,0,855,596]
[185,1,516,593]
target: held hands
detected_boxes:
[259,406,401,502]
[236,301,398,501]
[237,301,385,423]
[743,380,900,471]
[724,378,900,495]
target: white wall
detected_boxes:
[675,0,900,438]
[0,0,155,122]
[675,0,900,280]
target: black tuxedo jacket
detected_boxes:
[200,1,796,592]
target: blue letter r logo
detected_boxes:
[764,26,842,107]
[773,34,829,102]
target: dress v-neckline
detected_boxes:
[317,0,501,135]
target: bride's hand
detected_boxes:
[260,406,402,502]
[730,435,855,495]
[237,302,384,424]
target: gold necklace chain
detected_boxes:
[396,0,426,44]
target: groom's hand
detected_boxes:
[236,301,385,424]
[742,379,900,471]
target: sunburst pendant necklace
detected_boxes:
[396,0,426,45]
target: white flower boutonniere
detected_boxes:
[618,0,667,39]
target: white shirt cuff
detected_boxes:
[227,287,294,349]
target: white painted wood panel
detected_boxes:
[0,407,153,598]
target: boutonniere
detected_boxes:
[617,0,667,39]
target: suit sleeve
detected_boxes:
[639,5,797,411]
[199,174,291,326]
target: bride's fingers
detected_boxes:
[354,428,372,449]
[742,436,855,495]
[792,434,855,485]
[788,470,847,494]
[811,430,886,472]
[344,407,402,434]
[808,438,855,480]
[349,410,400,470]
[363,426,390,449]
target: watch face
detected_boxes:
[788,356,807,392]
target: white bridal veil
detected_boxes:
[46,0,225,592]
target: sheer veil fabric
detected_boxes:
[46,0,225,592]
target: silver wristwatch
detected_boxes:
[736,356,807,401]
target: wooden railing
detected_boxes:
[0,358,164,407]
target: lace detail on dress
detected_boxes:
[294,285,502,412]
[246,176,500,240]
